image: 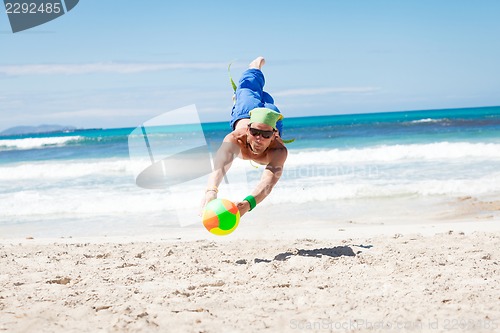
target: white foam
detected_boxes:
[2,142,497,182]
[0,136,83,151]
[0,187,173,218]
[1,140,499,225]
[269,173,500,204]
[409,118,445,124]
[286,142,500,165]
[3,171,498,221]
[0,159,140,181]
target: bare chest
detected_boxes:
[238,146,270,165]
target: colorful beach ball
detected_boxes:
[202,199,240,236]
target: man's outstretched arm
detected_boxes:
[200,135,239,210]
[236,148,287,216]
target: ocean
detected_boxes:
[1,106,499,238]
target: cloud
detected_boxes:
[273,87,381,97]
[45,108,155,119]
[0,62,228,76]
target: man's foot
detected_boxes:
[249,56,265,70]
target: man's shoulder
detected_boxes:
[268,139,288,163]
[271,136,288,151]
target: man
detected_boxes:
[201,57,288,217]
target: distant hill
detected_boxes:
[0,124,77,136]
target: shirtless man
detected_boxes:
[201,57,288,217]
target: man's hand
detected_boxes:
[199,191,217,216]
[235,200,251,217]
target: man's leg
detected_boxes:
[229,56,284,135]
[230,58,267,129]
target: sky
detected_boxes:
[1,0,500,131]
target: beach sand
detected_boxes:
[1,197,499,332]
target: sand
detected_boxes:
[1,198,499,332]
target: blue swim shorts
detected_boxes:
[230,69,283,135]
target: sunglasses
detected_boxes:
[248,126,275,139]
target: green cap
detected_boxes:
[249,108,283,130]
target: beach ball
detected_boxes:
[202,199,240,235]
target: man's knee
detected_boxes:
[262,91,274,104]
[236,89,262,109]
[238,69,265,91]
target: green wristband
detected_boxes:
[243,195,257,211]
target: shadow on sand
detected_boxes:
[254,246,356,263]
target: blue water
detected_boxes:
[1,106,499,237]
[282,106,500,149]
[1,106,499,164]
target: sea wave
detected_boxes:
[0,187,171,218]
[0,136,83,151]
[3,171,498,219]
[269,174,500,204]
[1,142,499,181]
[408,118,447,124]
[0,159,138,181]
[286,142,500,165]
[1,152,499,221]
